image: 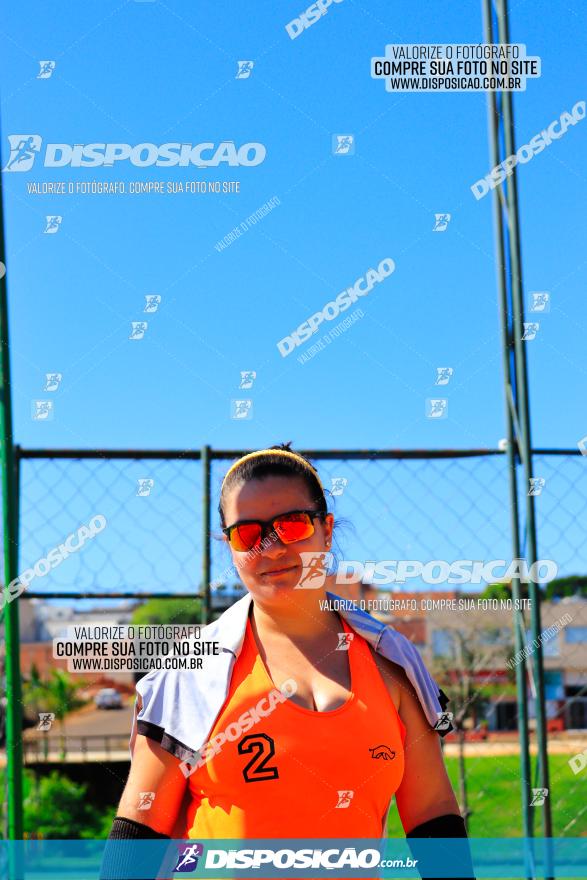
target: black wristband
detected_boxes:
[406,813,475,880]
[100,816,170,879]
[107,816,170,840]
[406,813,468,838]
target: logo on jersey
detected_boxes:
[369,744,396,761]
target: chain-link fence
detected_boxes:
[7,446,587,838]
[19,451,204,597]
[16,447,587,596]
[17,448,514,599]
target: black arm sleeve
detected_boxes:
[100,816,170,880]
[405,813,476,880]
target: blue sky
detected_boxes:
[1,0,586,589]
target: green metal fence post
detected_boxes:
[482,0,533,845]
[0,141,24,839]
[201,445,211,624]
[495,0,552,843]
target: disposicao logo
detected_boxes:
[3,136,266,171]
[277,258,395,357]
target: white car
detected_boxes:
[94,688,123,709]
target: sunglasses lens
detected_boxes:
[230,522,262,551]
[274,513,314,544]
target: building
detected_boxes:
[360,589,587,732]
[13,599,137,687]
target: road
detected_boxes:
[24,701,134,740]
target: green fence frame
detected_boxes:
[483,0,552,846]
[0,1,558,873]
[0,125,24,841]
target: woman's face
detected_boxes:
[222,475,334,600]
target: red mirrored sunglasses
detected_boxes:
[223,509,326,552]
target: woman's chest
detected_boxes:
[192,685,405,795]
[262,642,353,712]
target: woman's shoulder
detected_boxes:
[132,648,237,761]
[370,647,439,741]
[369,647,407,712]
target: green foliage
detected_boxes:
[387,754,584,838]
[42,669,88,722]
[482,574,587,601]
[480,583,513,601]
[22,663,46,722]
[81,804,118,840]
[131,597,203,626]
[480,581,534,601]
[545,575,587,600]
[22,668,88,727]
[23,770,105,839]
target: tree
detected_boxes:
[22,662,46,722]
[22,668,88,759]
[481,580,535,601]
[545,575,587,600]
[23,770,108,839]
[131,597,203,626]
[430,613,516,831]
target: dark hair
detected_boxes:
[218,442,328,528]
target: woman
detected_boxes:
[105,445,473,877]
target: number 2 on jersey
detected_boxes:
[238,733,279,783]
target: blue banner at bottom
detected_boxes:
[0,838,585,879]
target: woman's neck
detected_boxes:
[250,592,341,642]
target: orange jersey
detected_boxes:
[184,612,406,839]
